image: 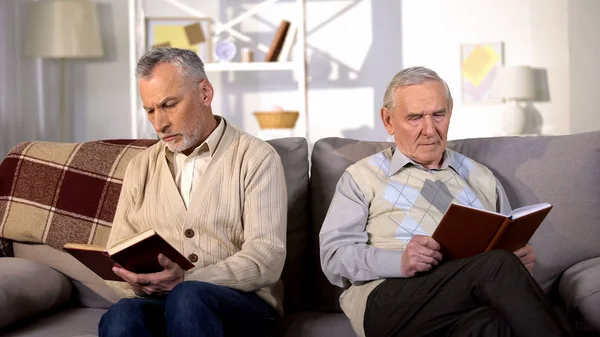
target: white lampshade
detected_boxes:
[491,66,535,101]
[24,0,104,58]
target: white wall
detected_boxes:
[69,0,132,142]
[305,0,402,143]
[530,0,570,136]
[401,0,572,140]
[568,0,600,134]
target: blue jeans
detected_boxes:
[98,281,278,337]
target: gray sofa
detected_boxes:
[1,132,599,336]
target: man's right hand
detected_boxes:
[401,235,443,277]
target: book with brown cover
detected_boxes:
[63,228,195,282]
[265,20,291,62]
[432,202,552,260]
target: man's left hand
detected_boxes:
[112,253,184,296]
[513,245,536,273]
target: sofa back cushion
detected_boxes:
[448,131,600,291]
[265,138,312,313]
[309,132,600,311]
[310,138,393,312]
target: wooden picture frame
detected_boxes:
[145,17,214,63]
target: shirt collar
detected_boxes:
[164,116,225,162]
[388,147,452,176]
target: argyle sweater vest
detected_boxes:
[347,148,498,252]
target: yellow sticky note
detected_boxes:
[153,25,198,51]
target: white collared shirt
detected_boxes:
[165,118,225,209]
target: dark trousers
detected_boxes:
[364,250,573,337]
[98,281,278,337]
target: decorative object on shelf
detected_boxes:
[24,0,104,142]
[254,109,299,129]
[145,17,214,63]
[490,65,536,136]
[214,39,237,62]
[241,48,254,63]
[460,42,504,103]
[277,22,298,62]
[265,20,291,62]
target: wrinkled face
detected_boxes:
[139,63,214,155]
[380,80,452,169]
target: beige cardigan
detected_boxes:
[106,120,288,315]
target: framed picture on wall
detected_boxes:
[145,17,214,63]
[460,42,504,103]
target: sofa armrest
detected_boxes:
[0,257,72,329]
[559,256,600,331]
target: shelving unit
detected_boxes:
[204,61,297,72]
[128,0,308,141]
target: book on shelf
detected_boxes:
[63,228,195,282]
[265,20,291,62]
[277,22,298,62]
[431,202,553,260]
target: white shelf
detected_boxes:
[130,0,308,140]
[204,62,296,72]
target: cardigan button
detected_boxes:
[188,253,198,263]
[184,229,195,238]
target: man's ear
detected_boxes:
[198,79,214,107]
[380,106,394,135]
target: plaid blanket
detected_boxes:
[0,139,157,250]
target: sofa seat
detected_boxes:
[2,308,106,337]
[2,307,353,337]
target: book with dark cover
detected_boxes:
[265,20,291,62]
[63,228,195,282]
[432,202,552,260]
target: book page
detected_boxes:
[449,202,503,216]
[63,243,105,252]
[108,228,156,255]
[508,203,552,219]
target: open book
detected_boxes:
[63,229,195,282]
[431,202,552,260]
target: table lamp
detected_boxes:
[491,65,535,136]
[24,0,104,141]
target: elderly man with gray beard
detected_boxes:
[98,47,287,337]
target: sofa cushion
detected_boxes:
[279,312,356,337]
[448,131,600,291]
[0,140,157,250]
[310,138,393,312]
[265,138,311,313]
[559,257,600,331]
[1,307,105,337]
[0,257,72,329]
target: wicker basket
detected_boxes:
[253,111,299,129]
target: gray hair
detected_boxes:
[382,66,453,109]
[135,47,208,86]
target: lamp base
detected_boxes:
[502,101,526,136]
